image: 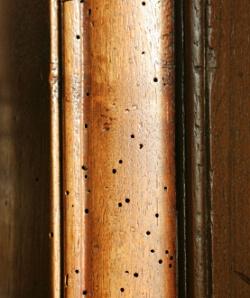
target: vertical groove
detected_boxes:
[50,0,61,297]
[175,0,187,296]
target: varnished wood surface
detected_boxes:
[0,0,51,297]
[82,0,176,297]
[209,0,250,297]
[184,0,250,297]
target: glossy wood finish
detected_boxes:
[0,1,51,297]
[81,1,176,297]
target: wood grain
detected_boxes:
[82,0,176,297]
[184,0,250,297]
[62,0,85,297]
[209,0,250,297]
[0,0,51,296]
[50,0,61,297]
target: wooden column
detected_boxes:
[82,0,176,296]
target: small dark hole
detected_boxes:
[155,213,159,218]
[112,169,117,174]
[170,256,174,260]
[86,92,90,96]
[82,165,88,171]
[142,1,146,5]
[125,198,130,203]
[130,134,135,138]
[169,264,172,268]
[164,186,167,191]
[125,271,129,274]
[146,231,151,236]
[85,124,88,128]
[85,209,89,214]
[87,189,91,193]
[82,290,87,295]
[88,9,92,15]
[65,190,70,196]
[134,273,139,278]
[141,51,145,55]
[49,232,54,238]
[85,175,88,179]
[165,250,169,254]
[153,77,158,82]
[35,177,39,182]
[76,35,80,39]
[119,160,123,164]
[75,269,79,274]
[150,249,155,253]
[118,202,122,207]
[158,259,163,264]
[120,288,125,292]
[139,144,143,149]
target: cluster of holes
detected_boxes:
[118,197,130,207]
[148,249,174,268]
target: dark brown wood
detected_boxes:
[209,0,250,296]
[184,1,212,296]
[0,1,51,297]
[184,0,250,297]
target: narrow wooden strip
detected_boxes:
[49,0,61,297]
[184,0,212,296]
[62,0,84,296]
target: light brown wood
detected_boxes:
[62,0,85,297]
[50,0,61,297]
[81,0,176,297]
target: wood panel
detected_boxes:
[0,1,51,297]
[209,0,250,297]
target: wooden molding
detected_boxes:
[60,0,176,296]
